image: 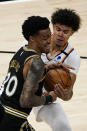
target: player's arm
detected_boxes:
[20,57,57,108]
[64,71,76,100]
[53,60,78,101]
[61,51,80,100]
[70,71,76,88]
[45,62,75,72]
[53,71,76,101]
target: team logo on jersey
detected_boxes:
[10,60,20,72]
[54,56,61,62]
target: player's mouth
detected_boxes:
[45,45,50,52]
[57,39,64,42]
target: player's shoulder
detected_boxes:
[67,48,80,64]
[65,43,74,52]
[66,43,80,58]
[65,43,80,74]
[41,53,49,63]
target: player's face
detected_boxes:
[53,24,74,47]
[34,28,51,54]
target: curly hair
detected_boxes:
[22,16,50,41]
[51,8,81,32]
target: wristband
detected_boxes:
[45,95,53,105]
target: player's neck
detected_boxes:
[50,42,68,56]
[27,44,41,56]
[50,45,63,56]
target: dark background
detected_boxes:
[0,0,14,1]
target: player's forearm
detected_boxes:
[20,84,54,108]
[20,92,46,108]
[20,89,53,108]
[63,72,76,101]
[70,72,76,87]
[63,72,75,101]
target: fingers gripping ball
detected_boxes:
[45,68,72,92]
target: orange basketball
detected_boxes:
[45,68,72,92]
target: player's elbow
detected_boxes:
[19,97,32,108]
[20,98,27,108]
[64,90,73,101]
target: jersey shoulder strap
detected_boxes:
[61,46,74,63]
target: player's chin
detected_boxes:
[45,46,50,54]
[56,41,65,47]
[45,48,50,54]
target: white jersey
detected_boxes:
[41,43,80,75]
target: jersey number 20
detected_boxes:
[2,72,18,97]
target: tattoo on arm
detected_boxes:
[20,57,46,108]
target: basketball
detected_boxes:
[45,68,72,92]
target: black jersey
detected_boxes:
[0,46,45,118]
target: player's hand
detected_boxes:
[42,92,49,96]
[45,62,75,72]
[60,63,75,72]
[48,91,57,102]
[54,84,73,101]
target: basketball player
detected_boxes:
[0,16,61,131]
[32,9,81,131]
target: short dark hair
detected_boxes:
[51,8,81,31]
[22,16,50,41]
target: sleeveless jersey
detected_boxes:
[41,43,80,75]
[0,46,45,119]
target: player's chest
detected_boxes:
[41,53,66,64]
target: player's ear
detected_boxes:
[29,36,35,42]
[71,30,74,36]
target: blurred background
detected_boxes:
[0,0,87,131]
